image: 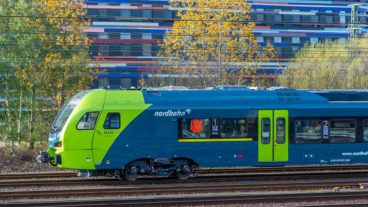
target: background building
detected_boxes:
[85,0,368,88]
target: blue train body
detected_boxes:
[44,88,368,179]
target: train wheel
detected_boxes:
[175,164,192,180]
[123,165,139,181]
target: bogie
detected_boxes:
[121,158,198,180]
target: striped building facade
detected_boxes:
[85,0,368,88]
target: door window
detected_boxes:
[276,118,285,144]
[261,118,271,144]
[103,113,121,129]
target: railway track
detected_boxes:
[0,171,75,180]
[0,171,368,188]
[1,178,368,200]
[1,169,368,188]
[3,191,368,206]
[2,166,368,206]
[1,164,368,180]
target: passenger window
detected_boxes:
[294,120,322,143]
[364,120,368,142]
[261,118,270,144]
[329,120,356,143]
[276,118,285,144]
[181,119,211,138]
[104,113,120,129]
[77,112,99,130]
[220,118,248,137]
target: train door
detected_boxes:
[92,111,122,166]
[258,110,289,162]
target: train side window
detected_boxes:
[103,113,120,129]
[329,120,356,143]
[364,120,368,142]
[220,118,248,137]
[77,112,99,130]
[276,118,285,144]
[294,120,322,143]
[261,118,270,144]
[181,118,211,138]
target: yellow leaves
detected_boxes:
[159,0,274,87]
[14,0,93,107]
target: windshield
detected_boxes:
[52,90,91,132]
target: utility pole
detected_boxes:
[348,4,360,38]
[347,4,360,88]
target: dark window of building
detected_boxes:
[87,32,98,39]
[131,33,142,39]
[294,120,322,143]
[104,113,120,129]
[282,37,292,44]
[274,14,282,22]
[90,45,98,56]
[153,10,172,19]
[107,9,120,17]
[291,15,300,23]
[143,10,152,18]
[152,33,164,40]
[283,14,293,22]
[281,47,293,58]
[301,15,312,23]
[110,32,121,39]
[121,44,130,56]
[77,112,99,130]
[264,36,274,43]
[109,45,122,56]
[87,9,99,16]
[311,15,319,23]
[131,44,142,56]
[131,10,143,18]
[320,14,333,24]
[98,45,108,56]
[99,9,108,17]
[329,120,356,143]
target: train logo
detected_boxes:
[154,109,191,117]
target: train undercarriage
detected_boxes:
[77,158,199,181]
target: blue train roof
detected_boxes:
[310,90,368,102]
[98,87,368,108]
[142,88,329,106]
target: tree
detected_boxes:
[17,0,94,108]
[157,0,274,88]
[279,36,368,89]
[0,0,95,148]
[0,0,32,146]
[15,0,95,149]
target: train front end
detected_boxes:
[37,90,106,171]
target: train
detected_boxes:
[37,86,368,180]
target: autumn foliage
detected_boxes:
[0,0,94,148]
[157,0,275,88]
[16,0,94,107]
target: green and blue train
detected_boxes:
[38,87,368,180]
